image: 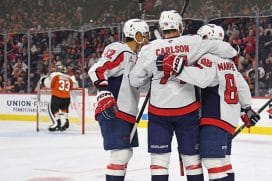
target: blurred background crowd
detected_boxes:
[0,0,271,96]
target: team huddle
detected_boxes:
[41,10,260,181]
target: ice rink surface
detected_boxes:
[1,121,272,181]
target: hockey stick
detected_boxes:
[181,0,190,17]
[178,0,190,176]
[130,89,150,143]
[36,78,42,132]
[138,0,145,19]
[232,98,272,139]
[36,83,40,132]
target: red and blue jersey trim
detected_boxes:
[200,117,236,134]
[116,110,136,124]
[148,101,200,116]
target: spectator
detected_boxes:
[228,29,242,47]
[3,79,14,93]
[243,29,256,59]
[263,51,272,95]
[14,76,26,93]
[0,74,4,92]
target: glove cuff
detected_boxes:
[96,90,114,101]
[173,54,187,76]
[241,106,251,113]
[94,80,108,91]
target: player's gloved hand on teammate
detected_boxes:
[156,54,170,84]
[156,54,187,76]
[94,80,118,120]
[240,106,260,128]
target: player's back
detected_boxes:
[151,35,205,65]
[200,54,242,133]
[131,34,237,116]
[131,35,205,116]
[50,72,73,99]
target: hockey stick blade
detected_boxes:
[232,98,272,139]
[130,89,150,143]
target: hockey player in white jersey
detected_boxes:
[88,19,149,181]
[129,10,239,181]
[156,24,260,181]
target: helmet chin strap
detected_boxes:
[134,34,145,45]
[134,37,146,53]
[134,32,145,45]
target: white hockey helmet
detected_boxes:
[123,19,149,39]
[159,10,183,32]
[213,25,225,41]
[197,24,216,40]
[197,24,225,41]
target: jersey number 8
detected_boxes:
[224,74,238,104]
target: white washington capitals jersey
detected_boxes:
[129,35,238,117]
[88,42,140,123]
[176,53,252,134]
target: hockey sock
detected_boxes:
[151,175,168,181]
[187,174,204,181]
[227,173,234,181]
[106,175,124,181]
[182,155,204,181]
[209,176,229,181]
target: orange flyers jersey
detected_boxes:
[44,72,73,98]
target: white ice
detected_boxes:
[0,121,272,181]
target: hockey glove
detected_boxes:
[156,54,187,76]
[240,107,260,128]
[94,80,118,120]
[95,90,118,120]
[94,80,108,90]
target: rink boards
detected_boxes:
[0,93,271,135]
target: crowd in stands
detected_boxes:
[209,17,272,96]
[0,0,271,96]
[0,27,120,94]
[0,0,86,32]
[0,0,271,31]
